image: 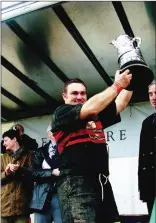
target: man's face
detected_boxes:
[62,83,87,105]
[3,136,16,151]
[149,84,156,109]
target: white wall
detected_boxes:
[2,101,153,215]
[106,102,153,215]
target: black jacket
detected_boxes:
[20,134,38,151]
[138,113,156,201]
[29,141,59,211]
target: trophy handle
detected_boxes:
[132,37,141,48]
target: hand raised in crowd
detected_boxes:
[5,163,12,176]
[5,163,20,175]
[115,69,132,89]
[9,163,20,173]
[52,168,60,176]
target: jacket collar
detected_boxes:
[11,147,23,158]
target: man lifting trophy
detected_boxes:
[110,34,154,90]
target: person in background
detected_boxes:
[1,124,38,154]
[138,80,156,218]
[52,69,133,223]
[1,129,33,223]
[29,124,62,223]
[11,124,38,151]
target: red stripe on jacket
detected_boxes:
[53,120,106,154]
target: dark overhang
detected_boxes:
[6,20,69,83]
[2,56,59,108]
[1,87,30,110]
[53,4,113,86]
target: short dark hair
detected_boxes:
[2,129,20,142]
[63,78,87,93]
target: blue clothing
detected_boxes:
[29,141,62,222]
[34,194,62,223]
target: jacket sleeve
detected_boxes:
[52,104,84,132]
[98,101,121,129]
[1,154,10,181]
[28,149,53,181]
[1,171,15,185]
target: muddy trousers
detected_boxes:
[57,175,120,223]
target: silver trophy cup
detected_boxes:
[110,34,153,90]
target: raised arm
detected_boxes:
[115,89,133,114]
[80,69,132,119]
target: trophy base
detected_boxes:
[120,62,154,91]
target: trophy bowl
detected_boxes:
[110,35,154,91]
[120,61,154,91]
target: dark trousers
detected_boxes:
[96,180,120,223]
[57,175,119,223]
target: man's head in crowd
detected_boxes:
[148,80,156,109]
[47,124,56,143]
[11,124,24,137]
[2,129,20,152]
[62,78,87,105]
